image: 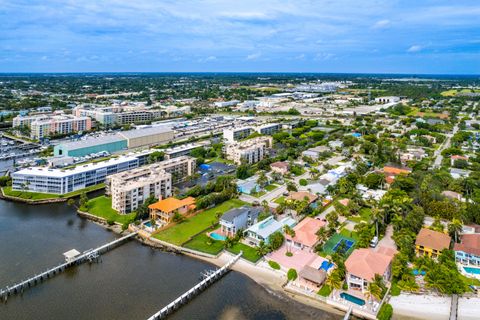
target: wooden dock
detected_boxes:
[147,252,242,320]
[0,231,138,302]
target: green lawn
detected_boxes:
[251,190,266,198]
[227,243,262,263]
[85,195,136,224]
[183,232,224,255]
[321,232,357,257]
[460,274,480,287]
[154,199,246,246]
[348,207,372,223]
[3,184,105,200]
[265,184,278,192]
[318,285,332,297]
[274,196,285,204]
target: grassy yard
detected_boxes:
[3,184,105,200]
[227,242,262,263]
[85,195,136,224]
[460,274,480,287]
[274,196,285,204]
[154,199,246,246]
[251,190,266,198]
[183,232,224,255]
[265,184,278,192]
[318,285,332,297]
[348,207,372,223]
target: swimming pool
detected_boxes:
[464,266,480,275]
[340,292,365,306]
[210,232,226,241]
[144,221,152,227]
[319,260,334,272]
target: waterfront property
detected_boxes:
[219,205,262,238]
[297,266,327,290]
[415,228,451,259]
[107,163,172,214]
[285,217,326,251]
[455,233,480,266]
[149,197,196,225]
[12,155,139,194]
[153,199,246,245]
[345,246,395,293]
[244,216,296,247]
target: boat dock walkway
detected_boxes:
[147,251,242,320]
[0,231,138,302]
[449,294,458,320]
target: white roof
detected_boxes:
[63,249,80,259]
[13,155,138,178]
[119,125,172,139]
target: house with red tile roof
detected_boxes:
[285,217,326,251]
[345,247,395,293]
[415,228,451,259]
[270,161,289,175]
[454,234,480,266]
[451,155,468,166]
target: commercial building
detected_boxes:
[163,141,210,159]
[225,136,273,165]
[53,126,174,157]
[11,155,139,194]
[415,228,451,259]
[374,96,400,104]
[213,100,240,108]
[107,163,172,214]
[223,127,253,142]
[149,197,196,224]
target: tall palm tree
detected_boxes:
[316,226,328,246]
[283,225,296,253]
[326,271,342,290]
[367,281,383,301]
[448,218,463,243]
[255,241,270,256]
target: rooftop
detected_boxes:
[415,228,451,251]
[285,217,326,247]
[454,234,480,256]
[345,247,394,281]
[148,196,196,213]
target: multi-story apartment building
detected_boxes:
[107,163,172,214]
[73,105,166,126]
[255,123,281,135]
[157,156,196,182]
[11,156,139,194]
[225,136,273,165]
[223,127,253,143]
[13,114,92,139]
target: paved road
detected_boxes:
[433,123,459,168]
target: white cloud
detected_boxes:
[407,45,423,53]
[246,52,261,60]
[294,53,305,60]
[315,52,335,61]
[198,55,217,62]
[372,19,390,29]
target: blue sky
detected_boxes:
[0,0,479,74]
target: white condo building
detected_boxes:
[225,136,273,165]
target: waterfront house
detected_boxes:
[297,266,327,289]
[345,247,395,293]
[149,197,196,224]
[415,228,451,259]
[285,217,326,251]
[244,216,296,247]
[219,206,262,238]
[454,234,480,266]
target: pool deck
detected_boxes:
[331,289,379,315]
[267,244,331,272]
[458,263,480,280]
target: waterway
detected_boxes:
[0,199,341,320]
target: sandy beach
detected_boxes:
[184,251,345,317]
[390,294,451,320]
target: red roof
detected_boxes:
[454,234,480,256]
[285,217,326,247]
[345,248,394,281]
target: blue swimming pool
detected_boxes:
[144,221,152,227]
[464,266,480,275]
[340,292,365,306]
[210,232,226,241]
[320,260,334,272]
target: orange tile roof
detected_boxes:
[415,228,451,251]
[148,197,195,213]
[345,248,394,281]
[383,165,411,175]
[285,217,326,247]
[454,234,480,256]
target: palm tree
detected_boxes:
[256,171,268,188]
[448,218,463,243]
[367,281,383,301]
[316,226,328,246]
[255,241,270,256]
[283,225,296,253]
[326,271,342,290]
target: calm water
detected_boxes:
[0,199,341,320]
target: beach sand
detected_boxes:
[458,297,480,320]
[390,294,451,320]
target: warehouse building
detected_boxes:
[164,141,210,159]
[53,126,174,157]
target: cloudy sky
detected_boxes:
[0,0,479,73]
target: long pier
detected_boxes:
[147,252,242,320]
[0,231,138,302]
[343,306,353,320]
